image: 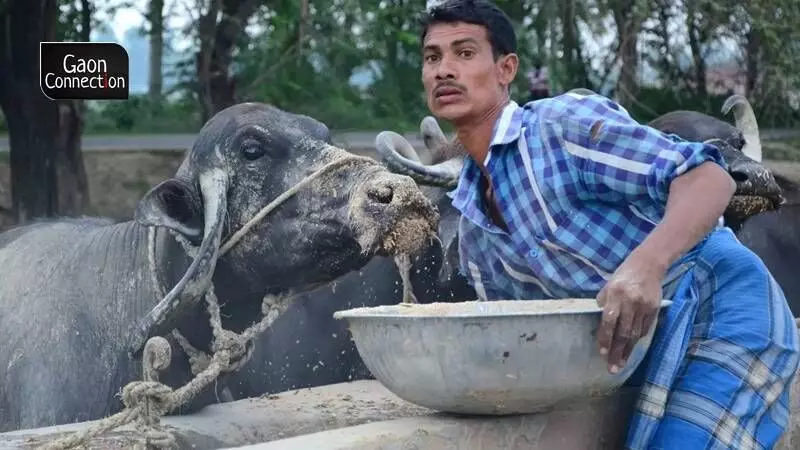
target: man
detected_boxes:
[526,59,549,102]
[417,1,799,448]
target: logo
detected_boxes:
[40,42,129,100]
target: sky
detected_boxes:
[94,0,190,93]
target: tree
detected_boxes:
[0,0,90,224]
[195,0,264,123]
[149,0,165,103]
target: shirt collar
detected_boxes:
[446,100,525,213]
[489,100,525,150]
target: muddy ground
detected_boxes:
[0,148,799,228]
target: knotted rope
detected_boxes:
[37,151,377,450]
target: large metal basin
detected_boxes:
[334,298,672,415]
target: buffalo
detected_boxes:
[645,93,800,316]
[648,94,784,229]
[0,102,440,432]
[219,121,477,401]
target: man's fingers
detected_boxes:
[608,303,637,373]
[638,309,657,345]
[596,288,609,307]
[596,297,619,360]
[620,310,646,364]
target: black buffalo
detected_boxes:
[0,103,440,432]
[644,93,800,315]
[377,91,785,228]
[219,120,478,401]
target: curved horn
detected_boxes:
[420,116,466,165]
[722,94,762,163]
[128,168,229,354]
[375,131,463,188]
[420,116,450,164]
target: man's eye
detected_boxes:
[460,50,475,58]
[425,54,440,63]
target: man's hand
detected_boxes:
[596,250,665,373]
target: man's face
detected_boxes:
[421,21,517,124]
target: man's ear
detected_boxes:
[134,178,204,243]
[497,53,519,86]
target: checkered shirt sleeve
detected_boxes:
[551,94,729,208]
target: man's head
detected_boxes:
[419,0,519,125]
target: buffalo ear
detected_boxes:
[135,178,204,243]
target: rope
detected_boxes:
[219,153,376,256]
[36,152,377,450]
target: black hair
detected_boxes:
[419,0,517,60]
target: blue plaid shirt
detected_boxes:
[448,92,728,300]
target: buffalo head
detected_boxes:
[130,103,439,352]
[647,94,783,227]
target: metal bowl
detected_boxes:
[333,298,672,415]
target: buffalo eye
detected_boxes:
[241,141,266,160]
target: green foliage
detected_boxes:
[84,93,200,134]
[37,0,800,135]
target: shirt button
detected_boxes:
[529,248,539,257]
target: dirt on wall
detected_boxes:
[0,150,185,228]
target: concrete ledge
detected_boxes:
[2,376,798,450]
[0,381,432,449]
[225,390,637,450]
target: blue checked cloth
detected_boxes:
[448,92,800,448]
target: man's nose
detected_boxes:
[435,55,458,80]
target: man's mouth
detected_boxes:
[434,86,463,101]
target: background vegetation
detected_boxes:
[1,0,799,223]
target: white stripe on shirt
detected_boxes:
[498,256,555,297]
[564,140,651,175]
[518,130,558,233]
[468,261,488,301]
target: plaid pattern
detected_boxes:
[449,93,728,299]
[627,227,799,449]
[448,92,800,448]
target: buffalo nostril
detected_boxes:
[730,171,749,183]
[368,185,394,204]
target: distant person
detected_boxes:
[526,61,549,102]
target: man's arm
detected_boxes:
[631,162,734,275]
[555,94,735,372]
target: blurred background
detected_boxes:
[1,0,799,229]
